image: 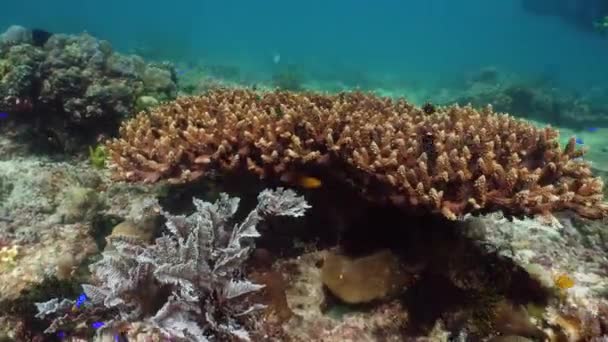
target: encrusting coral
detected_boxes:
[106,88,608,220]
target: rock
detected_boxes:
[321,249,411,304]
[0,25,32,45]
[142,64,177,100]
[250,270,293,322]
[106,219,155,246]
[106,54,145,78]
[135,95,159,112]
[0,27,178,152]
[56,186,102,223]
[278,251,410,341]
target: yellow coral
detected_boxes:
[554,273,575,290]
[0,245,19,266]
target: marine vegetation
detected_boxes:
[35,188,310,341]
[105,88,608,220]
[88,145,107,169]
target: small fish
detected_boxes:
[280,172,322,189]
[273,53,281,64]
[588,127,599,132]
[0,112,8,119]
[298,176,322,189]
[554,273,575,290]
[422,102,436,114]
[72,292,88,311]
[91,321,105,329]
[575,137,584,145]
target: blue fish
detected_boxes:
[75,293,88,308]
[91,321,105,329]
[0,112,8,119]
[575,137,584,145]
[588,127,598,132]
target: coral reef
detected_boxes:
[460,212,608,340]
[442,67,608,130]
[1,39,608,341]
[106,88,607,220]
[0,25,178,152]
[0,140,161,302]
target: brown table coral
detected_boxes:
[105,88,608,220]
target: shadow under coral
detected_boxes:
[160,171,552,339]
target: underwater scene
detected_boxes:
[2,0,608,341]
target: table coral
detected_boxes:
[106,88,608,220]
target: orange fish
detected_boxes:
[297,176,322,189]
[281,172,322,189]
[554,273,575,290]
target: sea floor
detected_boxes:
[1,116,608,341]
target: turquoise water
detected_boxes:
[2,0,607,92]
[3,3,608,341]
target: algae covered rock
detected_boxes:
[135,95,159,112]
[0,25,32,45]
[141,62,177,101]
[0,25,178,152]
[321,249,411,304]
[55,186,103,223]
[106,53,146,78]
[105,216,158,247]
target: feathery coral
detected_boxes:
[36,188,310,341]
[106,89,608,219]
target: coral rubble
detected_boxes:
[107,88,608,220]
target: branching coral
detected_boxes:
[106,89,608,220]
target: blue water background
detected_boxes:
[1,0,607,92]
